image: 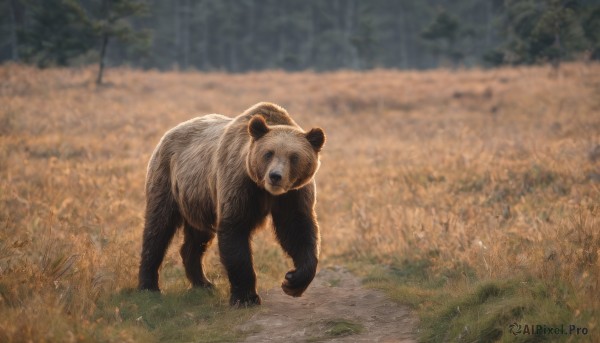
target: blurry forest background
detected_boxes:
[1,0,600,72]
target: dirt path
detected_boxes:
[238,266,417,342]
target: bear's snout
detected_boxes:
[269,171,282,183]
[264,165,287,195]
[262,157,289,195]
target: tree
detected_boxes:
[529,0,586,67]
[581,5,600,60]
[90,0,149,84]
[493,0,587,66]
[19,0,96,67]
[6,0,24,61]
[351,4,377,69]
[421,10,466,66]
[16,0,149,80]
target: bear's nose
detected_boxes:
[269,171,282,184]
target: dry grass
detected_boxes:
[1,63,599,341]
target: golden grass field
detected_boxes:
[1,63,599,342]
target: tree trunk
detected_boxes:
[345,0,359,69]
[303,4,314,69]
[97,33,109,85]
[9,0,20,61]
[399,4,408,69]
[277,3,285,68]
[174,0,181,68]
[181,0,190,69]
[552,21,562,70]
[485,0,492,48]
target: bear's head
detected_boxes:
[246,116,325,196]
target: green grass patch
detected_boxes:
[306,319,364,342]
[348,258,588,343]
[326,277,342,287]
[324,319,364,337]
[93,287,256,343]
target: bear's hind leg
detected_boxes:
[180,223,215,288]
[138,189,182,291]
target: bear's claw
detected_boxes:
[281,269,313,297]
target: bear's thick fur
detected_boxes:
[138,102,325,306]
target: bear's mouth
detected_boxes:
[265,182,286,195]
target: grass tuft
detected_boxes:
[324,319,364,337]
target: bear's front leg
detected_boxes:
[271,185,319,297]
[217,219,261,307]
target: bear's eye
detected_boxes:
[264,151,274,160]
[290,153,299,165]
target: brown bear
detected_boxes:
[138,102,325,306]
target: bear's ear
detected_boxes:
[248,116,270,140]
[306,128,326,152]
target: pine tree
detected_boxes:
[421,10,465,66]
[20,0,96,67]
[581,5,600,60]
[496,0,587,66]
[351,4,377,69]
[90,0,149,84]
[529,0,586,67]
